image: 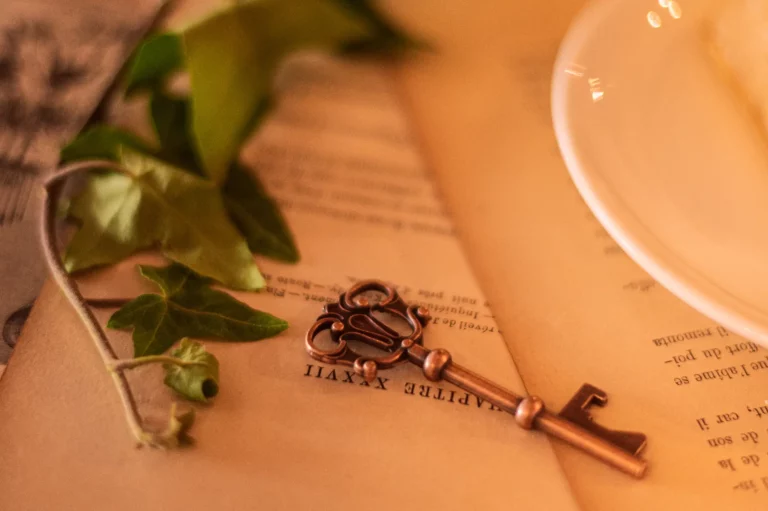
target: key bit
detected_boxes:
[559,384,647,456]
[305,280,648,478]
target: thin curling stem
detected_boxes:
[110,356,208,372]
[40,160,149,445]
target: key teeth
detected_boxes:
[577,383,608,409]
[559,383,607,417]
[559,383,647,456]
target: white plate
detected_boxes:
[552,0,768,345]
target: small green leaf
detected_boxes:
[124,33,184,96]
[223,164,299,263]
[164,339,220,402]
[153,403,195,448]
[108,264,288,356]
[181,0,373,183]
[65,147,264,290]
[60,125,152,163]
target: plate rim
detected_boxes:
[551,0,768,345]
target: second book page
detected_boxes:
[396,0,768,509]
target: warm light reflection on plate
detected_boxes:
[553,0,768,347]
[647,0,682,28]
[647,11,662,28]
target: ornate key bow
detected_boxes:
[305,280,648,478]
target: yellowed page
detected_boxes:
[0,53,579,510]
[396,0,768,509]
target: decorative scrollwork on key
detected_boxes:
[305,280,431,382]
[305,280,650,478]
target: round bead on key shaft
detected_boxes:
[304,280,648,479]
[403,340,647,478]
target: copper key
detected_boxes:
[305,280,648,478]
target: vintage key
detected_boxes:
[305,280,648,478]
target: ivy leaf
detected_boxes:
[149,91,201,171]
[164,339,219,402]
[124,33,184,96]
[147,94,297,260]
[224,164,299,263]
[60,125,152,163]
[146,93,298,261]
[108,264,288,356]
[333,0,422,53]
[60,116,298,264]
[64,147,264,290]
[181,0,373,184]
[61,98,200,173]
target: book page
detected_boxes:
[396,0,768,509]
[0,0,161,377]
[0,54,579,510]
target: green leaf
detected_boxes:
[149,92,201,172]
[108,264,288,356]
[332,0,422,53]
[146,94,298,261]
[64,147,264,290]
[61,96,200,173]
[60,125,152,163]
[164,339,220,402]
[181,0,373,184]
[223,164,299,263]
[124,33,184,96]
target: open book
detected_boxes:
[2,1,768,509]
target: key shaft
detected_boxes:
[305,279,648,478]
[404,340,647,478]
